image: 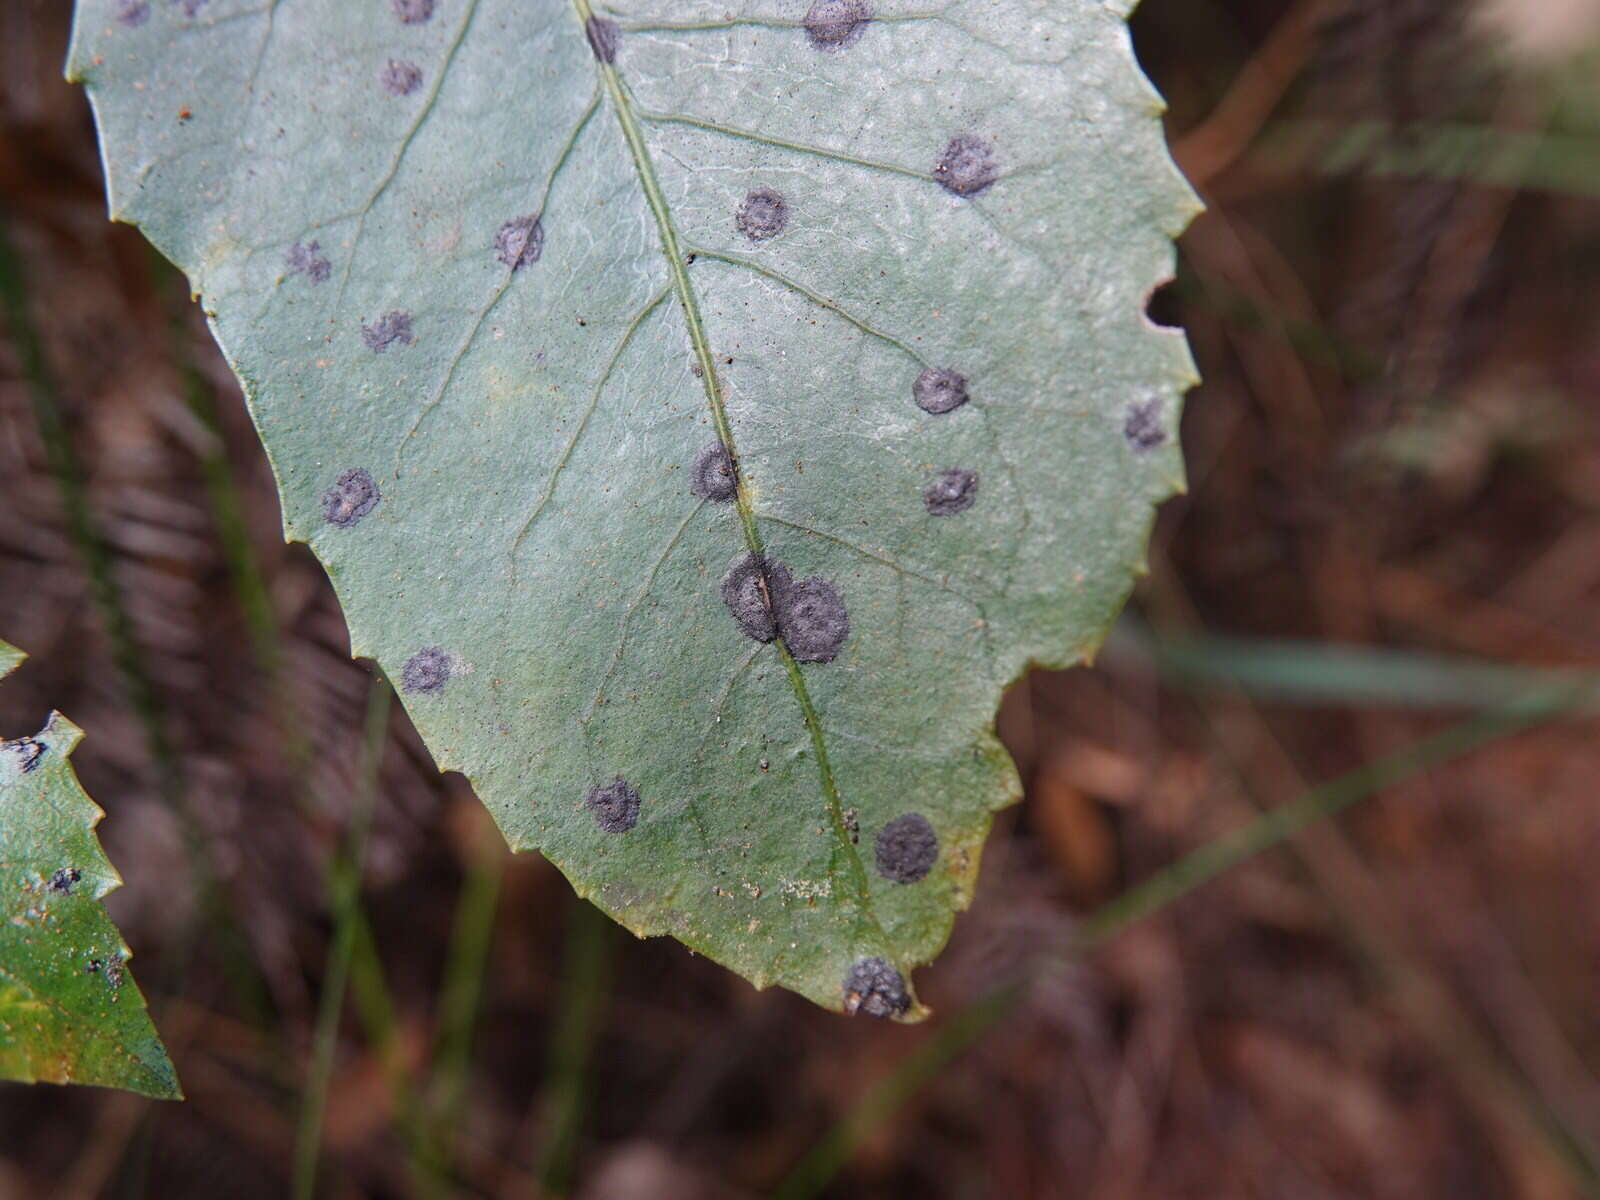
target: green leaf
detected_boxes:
[0,640,180,1098]
[67,0,1197,1016]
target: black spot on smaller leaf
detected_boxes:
[585,15,620,63]
[933,134,1000,197]
[495,215,545,271]
[923,468,978,516]
[874,813,938,883]
[401,647,450,694]
[390,0,434,23]
[4,737,45,773]
[116,0,150,25]
[843,956,909,1017]
[379,59,423,96]
[586,777,641,833]
[362,310,413,352]
[720,552,783,643]
[1123,399,1167,450]
[690,442,737,502]
[321,468,379,527]
[735,188,789,242]
[48,868,81,895]
[913,366,968,415]
[286,240,330,283]
[774,573,849,664]
[804,0,871,49]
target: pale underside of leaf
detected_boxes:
[0,641,180,1098]
[68,0,1198,1015]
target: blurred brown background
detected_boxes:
[7,0,1600,1196]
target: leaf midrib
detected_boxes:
[572,0,881,946]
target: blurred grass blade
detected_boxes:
[774,683,1596,1200]
[1107,621,1599,711]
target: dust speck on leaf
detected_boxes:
[923,468,978,516]
[401,647,450,695]
[48,868,81,895]
[361,310,414,352]
[913,366,968,415]
[321,468,379,527]
[690,442,737,502]
[285,240,330,283]
[379,59,423,96]
[933,134,1000,197]
[735,189,789,242]
[3,737,45,773]
[774,573,849,664]
[720,552,782,643]
[495,215,545,271]
[874,813,938,883]
[1123,398,1167,450]
[585,15,620,62]
[116,0,150,25]
[843,956,909,1017]
[804,0,872,49]
[390,0,434,23]
[586,777,641,833]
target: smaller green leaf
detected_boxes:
[0,639,180,1100]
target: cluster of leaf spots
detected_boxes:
[361,310,414,352]
[718,553,849,664]
[285,240,331,283]
[321,467,380,527]
[401,647,451,695]
[1123,398,1168,450]
[842,956,910,1017]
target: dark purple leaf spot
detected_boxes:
[923,467,978,516]
[933,134,1000,197]
[321,468,380,527]
[401,647,450,695]
[48,868,81,895]
[843,956,909,1017]
[874,813,938,883]
[116,0,150,26]
[774,573,849,664]
[804,0,872,49]
[586,777,641,833]
[286,240,331,284]
[735,188,789,242]
[913,366,968,415]
[173,0,207,16]
[689,441,737,502]
[720,552,781,643]
[3,737,45,773]
[379,59,423,96]
[585,15,620,63]
[362,310,414,352]
[495,215,545,271]
[390,0,434,23]
[1123,398,1167,450]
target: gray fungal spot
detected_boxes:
[585,15,620,63]
[4,737,45,773]
[116,0,151,25]
[390,0,434,23]
[1123,398,1167,450]
[923,468,978,516]
[361,310,414,352]
[874,813,938,883]
[286,240,331,283]
[48,868,81,895]
[933,134,1000,197]
[773,572,849,664]
[586,777,641,833]
[804,0,872,49]
[689,442,737,502]
[843,956,910,1017]
[913,366,968,415]
[321,468,380,527]
[735,188,789,242]
[379,59,423,96]
[495,215,545,271]
[720,552,783,643]
[401,647,450,695]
